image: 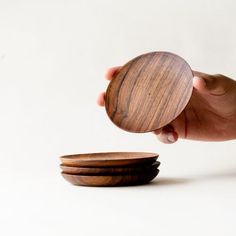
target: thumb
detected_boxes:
[193,71,227,96]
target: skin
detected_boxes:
[97,66,236,144]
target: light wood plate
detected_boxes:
[60,161,160,175]
[60,152,158,167]
[61,169,159,187]
[105,51,193,132]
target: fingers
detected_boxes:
[105,66,121,81]
[97,66,121,107]
[153,125,178,144]
[97,92,106,106]
[157,131,178,144]
[152,128,162,135]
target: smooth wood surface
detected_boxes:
[105,51,193,133]
[61,169,159,186]
[60,152,158,167]
[60,161,160,175]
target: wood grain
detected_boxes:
[105,51,193,132]
[60,161,160,175]
[60,152,158,167]
[61,169,159,186]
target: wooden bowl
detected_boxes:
[60,161,160,175]
[61,169,159,187]
[105,51,193,133]
[60,152,158,167]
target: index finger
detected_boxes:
[105,66,121,81]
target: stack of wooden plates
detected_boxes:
[60,152,160,187]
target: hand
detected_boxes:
[97,67,236,144]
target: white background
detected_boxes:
[0,0,236,235]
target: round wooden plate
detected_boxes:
[60,161,160,175]
[61,169,159,187]
[105,51,193,133]
[60,152,158,167]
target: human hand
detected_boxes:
[97,67,236,144]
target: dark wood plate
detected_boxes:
[61,169,159,187]
[60,152,158,167]
[60,161,160,175]
[105,51,193,132]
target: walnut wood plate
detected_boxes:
[60,161,160,175]
[61,169,159,187]
[105,51,193,132]
[60,152,158,167]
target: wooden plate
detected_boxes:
[105,51,193,132]
[60,161,160,175]
[60,152,158,167]
[61,169,159,186]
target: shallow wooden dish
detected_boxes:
[61,169,159,187]
[60,161,160,175]
[105,51,193,133]
[60,152,158,167]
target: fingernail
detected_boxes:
[193,76,201,84]
[167,133,175,143]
